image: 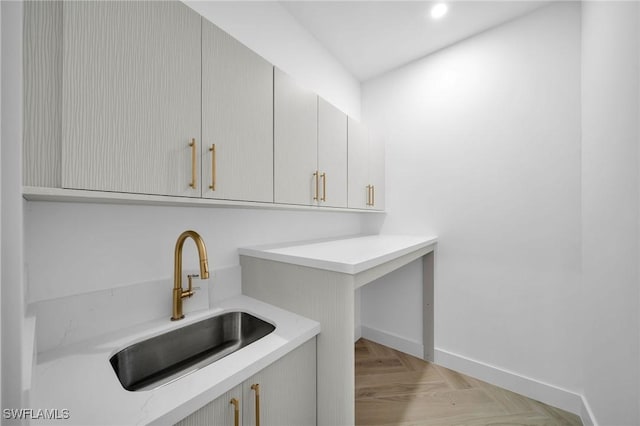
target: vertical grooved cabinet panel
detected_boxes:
[241,257,354,426]
[202,20,273,203]
[174,341,315,426]
[347,118,385,210]
[24,1,62,187]
[369,134,386,211]
[243,339,316,426]
[318,98,348,208]
[347,118,369,209]
[274,68,318,206]
[62,1,201,197]
[174,384,242,426]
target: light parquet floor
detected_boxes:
[355,339,582,426]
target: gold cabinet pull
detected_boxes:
[371,185,375,207]
[321,172,327,202]
[230,398,239,426]
[189,138,197,189]
[251,383,260,426]
[313,171,319,201]
[209,144,216,191]
[366,185,371,206]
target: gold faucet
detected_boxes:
[172,230,210,321]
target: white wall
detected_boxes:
[581,2,640,424]
[361,258,423,357]
[362,1,583,409]
[184,1,361,120]
[0,0,4,410]
[0,0,4,412]
[1,0,26,417]
[25,203,364,302]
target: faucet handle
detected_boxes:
[186,274,201,298]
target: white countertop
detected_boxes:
[33,295,320,426]
[239,234,438,274]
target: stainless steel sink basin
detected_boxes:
[110,311,275,391]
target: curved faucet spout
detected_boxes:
[172,230,210,321]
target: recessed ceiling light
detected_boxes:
[430,3,448,20]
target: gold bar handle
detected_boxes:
[313,171,319,201]
[371,185,375,207]
[251,384,260,426]
[366,185,371,206]
[321,172,326,202]
[209,144,216,191]
[189,138,197,189]
[230,398,239,426]
[184,274,199,298]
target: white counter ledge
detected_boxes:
[32,295,320,426]
[238,234,438,275]
[239,234,438,426]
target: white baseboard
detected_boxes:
[580,394,598,426]
[435,348,586,417]
[360,325,423,359]
[360,327,599,425]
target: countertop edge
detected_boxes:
[239,235,439,274]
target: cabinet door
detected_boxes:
[24,0,62,188]
[318,98,348,208]
[369,133,386,211]
[243,339,316,426]
[274,69,318,206]
[202,20,273,202]
[62,1,201,197]
[347,117,370,209]
[175,384,242,426]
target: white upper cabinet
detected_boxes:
[318,98,348,208]
[24,0,62,188]
[274,70,349,208]
[274,68,318,206]
[348,117,385,210]
[347,118,370,209]
[369,132,386,210]
[201,19,274,203]
[61,1,201,197]
[25,0,384,211]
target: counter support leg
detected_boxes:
[423,251,435,362]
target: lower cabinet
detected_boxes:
[176,384,243,426]
[176,338,316,426]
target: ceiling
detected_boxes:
[280,1,551,81]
